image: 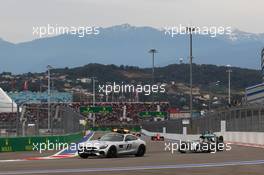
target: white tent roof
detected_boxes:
[0,88,17,113]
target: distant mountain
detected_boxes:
[0,24,263,73]
[225,29,264,43]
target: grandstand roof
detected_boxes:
[0,88,17,113]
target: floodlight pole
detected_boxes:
[226,65,232,105]
[148,49,157,103]
[92,77,96,127]
[188,27,195,118]
[47,65,52,131]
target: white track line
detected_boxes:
[1,160,264,174]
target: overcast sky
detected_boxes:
[0,0,263,43]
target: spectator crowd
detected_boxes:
[0,102,170,129]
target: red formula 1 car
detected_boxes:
[151,133,165,141]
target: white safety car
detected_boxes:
[78,132,146,158]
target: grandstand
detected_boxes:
[0,100,170,136]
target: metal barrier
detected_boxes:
[142,129,264,147]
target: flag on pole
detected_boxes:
[23,80,28,91]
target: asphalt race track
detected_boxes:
[1,133,264,175]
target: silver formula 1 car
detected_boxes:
[179,133,224,153]
[78,132,146,158]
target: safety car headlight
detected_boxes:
[99,145,108,149]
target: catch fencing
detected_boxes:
[2,103,264,136]
[143,104,264,134]
[0,104,84,137]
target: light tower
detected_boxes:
[261,48,264,82]
[226,65,232,105]
[148,49,158,102]
[187,27,196,118]
[47,65,53,132]
[91,77,96,127]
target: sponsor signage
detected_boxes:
[80,106,113,114]
[139,111,167,118]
